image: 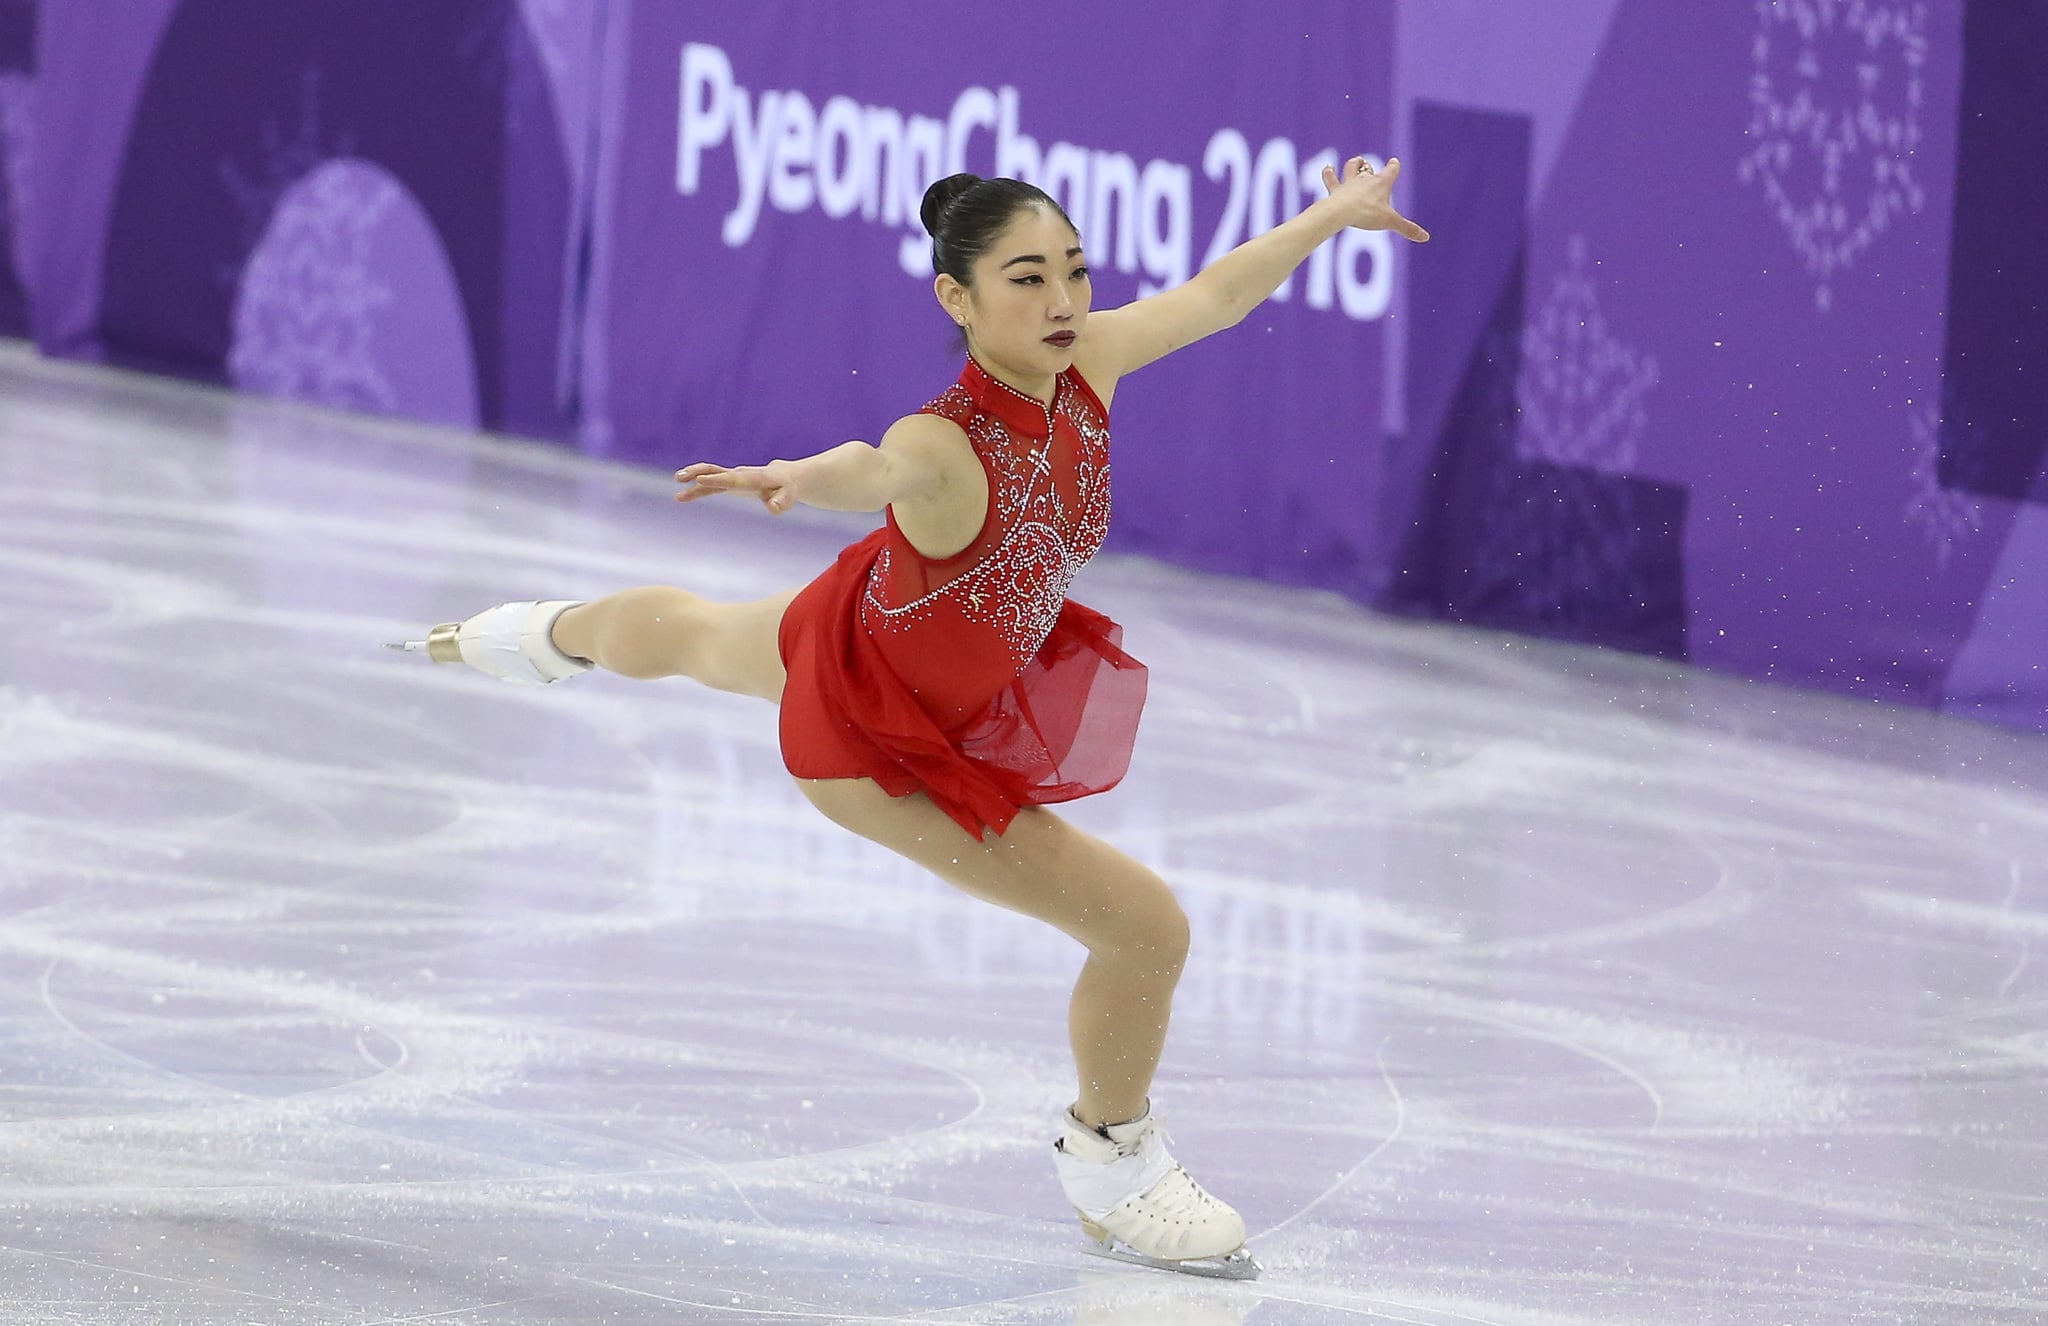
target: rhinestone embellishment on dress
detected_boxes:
[863,369,1111,667]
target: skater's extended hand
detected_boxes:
[675,460,802,515]
[1320,156,1428,243]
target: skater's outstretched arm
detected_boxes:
[1074,155,1426,398]
[675,412,974,517]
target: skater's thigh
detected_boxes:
[700,587,801,702]
[795,777,1184,951]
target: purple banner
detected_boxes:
[27,0,593,439]
[593,3,1401,604]
[1516,4,1972,704]
[4,0,2046,736]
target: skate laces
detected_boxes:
[1102,1113,1171,1160]
[1106,1117,1225,1216]
[1144,1165,1226,1221]
[1113,1117,1236,1220]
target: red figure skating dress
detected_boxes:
[777,357,1147,838]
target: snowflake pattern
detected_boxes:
[212,69,411,413]
[227,160,402,414]
[1905,398,1984,567]
[219,69,349,266]
[864,372,1112,668]
[1517,235,1659,470]
[1738,0,1928,312]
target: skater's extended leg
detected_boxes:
[551,587,798,700]
[796,778,1188,1128]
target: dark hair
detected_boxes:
[919,173,1077,285]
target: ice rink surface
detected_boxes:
[2,344,2044,1324]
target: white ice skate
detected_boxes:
[1053,1106,1261,1281]
[387,600,591,685]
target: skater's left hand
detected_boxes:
[675,460,802,514]
[1321,156,1429,243]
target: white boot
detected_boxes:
[422,600,592,685]
[1053,1106,1259,1279]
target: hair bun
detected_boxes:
[919,173,983,238]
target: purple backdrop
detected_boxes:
[0,0,32,335]
[4,0,2045,735]
[593,3,1401,604]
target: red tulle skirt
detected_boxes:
[777,529,1148,839]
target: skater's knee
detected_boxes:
[1096,872,1189,978]
[1150,896,1192,976]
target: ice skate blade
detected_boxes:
[1083,1237,1262,1281]
[384,623,464,664]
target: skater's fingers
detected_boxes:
[676,470,747,502]
[679,462,792,511]
[695,468,769,491]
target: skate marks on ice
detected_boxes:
[1,346,2046,1322]
[1131,592,2048,1318]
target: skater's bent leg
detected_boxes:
[797,778,1188,1128]
[552,587,797,700]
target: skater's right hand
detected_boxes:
[675,460,802,514]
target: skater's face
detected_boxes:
[936,205,1091,388]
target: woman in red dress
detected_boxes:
[422,161,1426,1277]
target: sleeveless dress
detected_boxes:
[776,356,1147,839]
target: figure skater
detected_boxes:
[402,157,1427,1278]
